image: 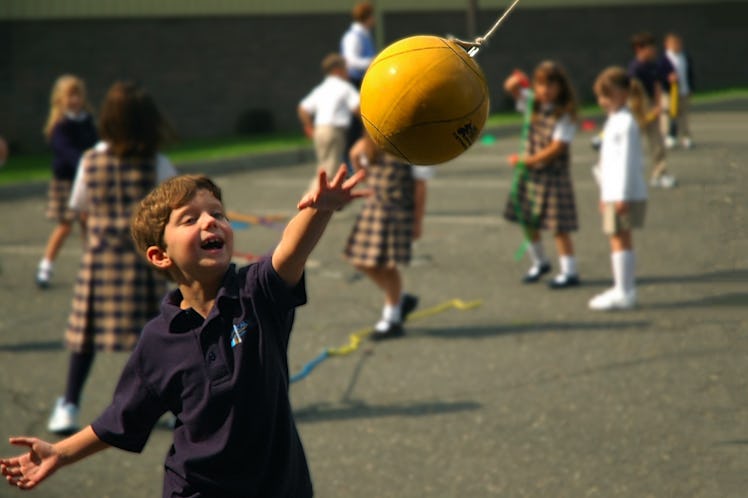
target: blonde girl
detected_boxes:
[37,75,98,287]
[588,67,648,311]
[503,61,580,289]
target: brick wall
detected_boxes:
[1,2,746,152]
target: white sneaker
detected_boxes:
[664,136,676,149]
[47,397,79,434]
[658,174,677,189]
[682,137,693,149]
[650,175,677,189]
[36,262,53,288]
[588,288,637,311]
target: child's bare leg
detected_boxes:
[43,222,73,262]
[357,265,402,306]
[527,229,540,243]
[37,221,73,286]
[554,232,574,256]
[610,230,633,252]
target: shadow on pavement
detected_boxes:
[583,269,748,289]
[0,340,63,352]
[413,320,651,339]
[644,292,748,309]
[294,399,481,424]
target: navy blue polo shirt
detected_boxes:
[91,258,313,498]
[628,57,674,99]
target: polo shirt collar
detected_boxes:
[162,264,242,333]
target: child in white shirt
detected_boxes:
[298,53,360,184]
[589,67,649,311]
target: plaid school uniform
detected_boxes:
[45,178,77,223]
[344,154,415,268]
[503,110,578,233]
[65,149,165,353]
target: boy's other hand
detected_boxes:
[297,165,371,211]
[1,437,59,490]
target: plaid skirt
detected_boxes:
[503,166,578,233]
[344,201,414,268]
[65,237,165,353]
[46,179,78,223]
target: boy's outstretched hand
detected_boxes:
[1,437,59,490]
[297,165,370,211]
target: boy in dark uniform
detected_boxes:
[1,168,367,497]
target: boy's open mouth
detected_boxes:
[201,236,225,250]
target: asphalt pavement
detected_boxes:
[0,104,746,497]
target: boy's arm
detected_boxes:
[297,106,314,139]
[272,166,369,286]
[1,426,109,490]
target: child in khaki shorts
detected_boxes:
[602,201,646,235]
[589,67,649,311]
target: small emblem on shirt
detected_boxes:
[231,321,250,348]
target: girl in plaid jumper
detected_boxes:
[46,82,176,435]
[503,61,581,289]
[344,134,422,339]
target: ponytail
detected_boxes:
[594,66,649,127]
[627,78,649,127]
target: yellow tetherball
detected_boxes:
[360,35,490,165]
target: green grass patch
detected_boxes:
[2,87,747,186]
[0,134,310,186]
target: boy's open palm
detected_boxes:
[1,437,59,490]
[297,165,370,211]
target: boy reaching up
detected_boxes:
[2,167,367,497]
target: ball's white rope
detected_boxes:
[466,0,522,58]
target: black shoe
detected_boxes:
[522,262,551,283]
[370,321,405,341]
[548,274,580,289]
[400,294,419,322]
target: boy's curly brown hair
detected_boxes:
[131,175,223,259]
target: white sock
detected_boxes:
[611,251,633,294]
[382,303,401,324]
[527,242,547,267]
[622,250,636,293]
[39,258,53,271]
[559,255,577,276]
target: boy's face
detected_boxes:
[636,43,656,61]
[153,189,234,281]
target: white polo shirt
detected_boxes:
[299,75,360,128]
[599,107,647,202]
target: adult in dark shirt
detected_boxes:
[627,33,677,188]
[37,75,98,288]
[1,169,368,497]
